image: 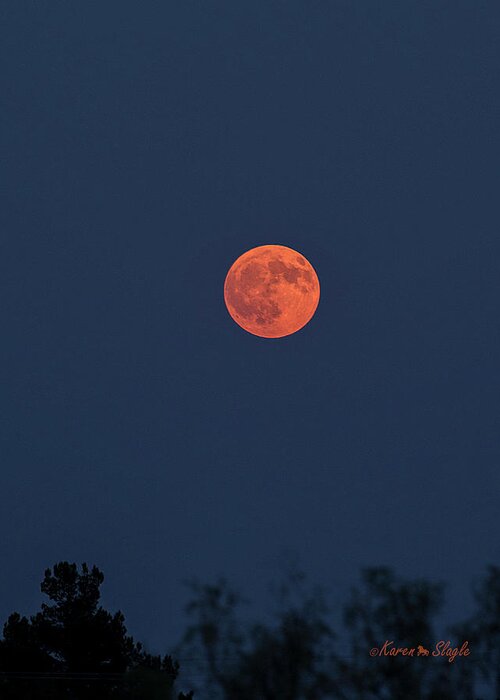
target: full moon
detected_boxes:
[224,245,320,338]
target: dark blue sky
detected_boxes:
[1,0,499,654]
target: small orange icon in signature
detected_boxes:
[417,645,429,656]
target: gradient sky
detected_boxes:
[1,0,499,657]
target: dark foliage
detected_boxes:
[179,566,500,700]
[2,561,500,699]
[0,562,189,699]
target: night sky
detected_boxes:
[1,1,499,655]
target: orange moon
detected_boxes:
[224,245,320,338]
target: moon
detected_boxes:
[224,245,320,338]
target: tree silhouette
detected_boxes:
[179,571,338,699]
[179,578,244,698]
[472,565,500,698]
[339,566,454,700]
[3,560,500,699]
[448,565,500,700]
[0,562,189,700]
[179,566,500,700]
